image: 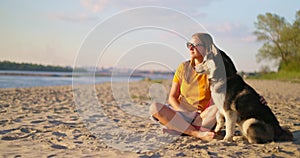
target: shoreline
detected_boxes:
[0,70,174,78]
[0,79,299,157]
[0,72,145,78]
[0,73,168,89]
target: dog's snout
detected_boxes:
[194,64,205,74]
[197,69,205,74]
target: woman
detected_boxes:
[149,33,218,141]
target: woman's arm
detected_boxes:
[168,81,180,110]
[168,81,186,111]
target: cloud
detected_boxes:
[80,0,217,16]
[48,13,98,22]
[212,22,243,33]
[241,35,256,42]
[205,22,257,43]
[80,0,109,13]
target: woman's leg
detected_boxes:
[149,102,214,141]
[198,104,218,130]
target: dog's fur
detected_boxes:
[194,45,293,143]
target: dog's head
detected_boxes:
[194,44,237,80]
[194,53,213,74]
[194,44,220,79]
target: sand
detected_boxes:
[0,79,299,158]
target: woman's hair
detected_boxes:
[191,33,214,53]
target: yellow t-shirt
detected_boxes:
[173,61,211,112]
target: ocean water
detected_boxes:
[0,71,172,89]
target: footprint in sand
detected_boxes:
[51,144,68,149]
[52,131,67,137]
[30,120,46,124]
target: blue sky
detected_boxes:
[1,0,299,72]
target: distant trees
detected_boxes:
[254,10,300,72]
[0,61,73,72]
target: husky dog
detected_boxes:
[194,45,293,143]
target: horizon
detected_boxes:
[1,1,299,72]
[0,60,266,73]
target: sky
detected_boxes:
[1,0,299,72]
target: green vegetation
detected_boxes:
[0,60,73,72]
[142,77,165,84]
[253,10,300,81]
[248,71,300,83]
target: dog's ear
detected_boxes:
[211,44,218,55]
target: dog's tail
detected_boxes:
[242,118,274,144]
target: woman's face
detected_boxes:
[188,37,205,60]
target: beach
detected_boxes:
[0,79,299,157]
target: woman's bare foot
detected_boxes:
[191,131,215,141]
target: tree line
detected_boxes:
[0,60,73,72]
[254,10,300,72]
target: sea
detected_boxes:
[0,70,173,89]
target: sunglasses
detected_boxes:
[186,42,204,49]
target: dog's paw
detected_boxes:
[223,135,233,141]
[214,129,220,133]
[214,125,223,133]
[233,136,245,142]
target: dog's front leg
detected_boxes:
[214,110,225,133]
[223,111,237,141]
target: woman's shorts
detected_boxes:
[150,104,200,125]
